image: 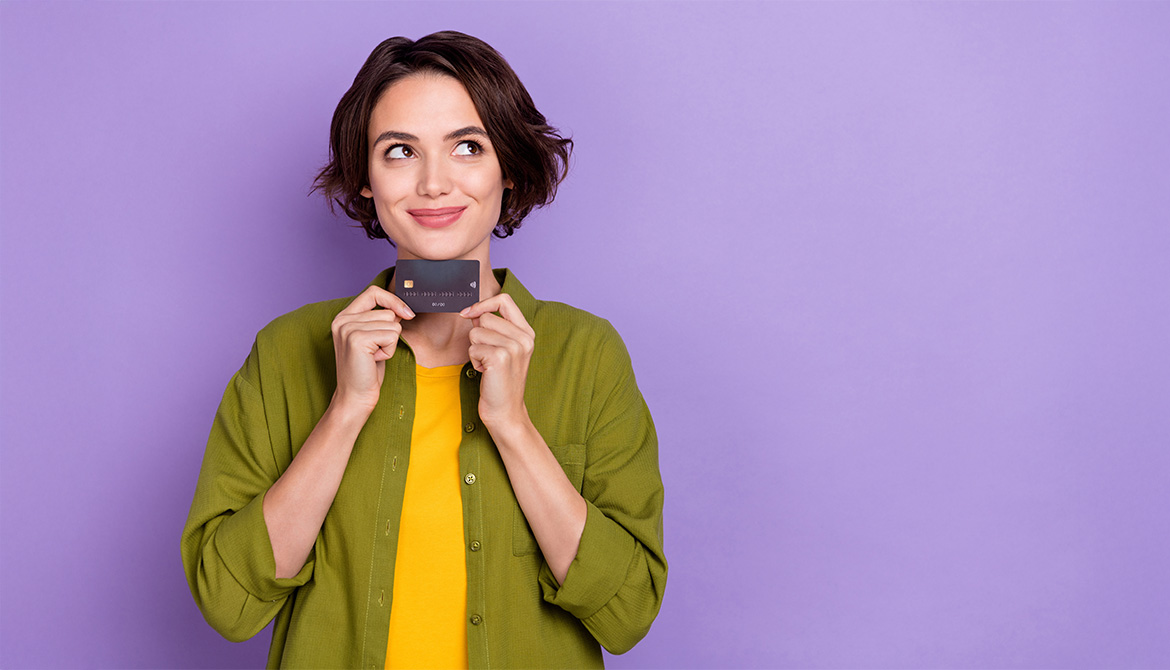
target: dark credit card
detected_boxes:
[395,259,480,313]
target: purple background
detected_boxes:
[2,2,1168,668]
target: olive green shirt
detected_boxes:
[181,268,666,669]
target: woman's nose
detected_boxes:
[417,158,453,197]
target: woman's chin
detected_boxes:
[394,238,490,263]
[397,249,470,262]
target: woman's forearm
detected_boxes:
[262,397,372,579]
[488,412,588,585]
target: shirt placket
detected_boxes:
[360,348,416,670]
[459,362,490,668]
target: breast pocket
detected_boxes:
[513,443,586,556]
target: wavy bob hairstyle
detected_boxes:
[313,31,573,240]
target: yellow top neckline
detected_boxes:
[414,362,465,378]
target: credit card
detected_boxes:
[395,259,480,313]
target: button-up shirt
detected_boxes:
[181,268,667,668]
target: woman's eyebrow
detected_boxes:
[444,126,489,141]
[372,126,489,147]
[372,130,417,146]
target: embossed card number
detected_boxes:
[395,259,480,313]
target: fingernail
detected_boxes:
[405,307,415,318]
[459,307,470,317]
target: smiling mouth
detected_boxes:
[408,206,467,228]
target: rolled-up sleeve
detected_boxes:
[538,324,667,654]
[180,346,313,643]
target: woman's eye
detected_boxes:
[454,141,482,156]
[386,145,414,159]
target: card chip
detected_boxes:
[403,280,414,288]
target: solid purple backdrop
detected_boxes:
[2,2,1168,668]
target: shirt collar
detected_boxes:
[366,266,537,322]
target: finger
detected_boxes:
[337,321,403,340]
[468,345,486,372]
[468,323,517,349]
[473,312,531,344]
[339,285,415,319]
[338,326,402,354]
[460,293,526,327]
[335,310,403,329]
[460,293,521,320]
[468,343,508,372]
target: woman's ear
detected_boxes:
[503,178,514,190]
[361,185,373,198]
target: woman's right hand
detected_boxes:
[261,286,413,579]
[330,285,415,414]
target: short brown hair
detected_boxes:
[313,31,573,240]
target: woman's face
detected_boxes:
[361,73,512,262]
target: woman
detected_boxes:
[182,31,666,669]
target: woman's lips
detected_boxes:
[407,206,466,228]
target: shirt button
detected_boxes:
[464,422,475,433]
[465,367,478,379]
[464,473,476,485]
[470,614,483,625]
[470,541,481,552]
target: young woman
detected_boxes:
[182,31,666,669]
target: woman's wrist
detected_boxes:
[482,406,538,450]
[327,392,377,430]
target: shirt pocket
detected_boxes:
[513,442,586,556]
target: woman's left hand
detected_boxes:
[462,294,586,585]
[461,294,535,428]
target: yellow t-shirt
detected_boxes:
[386,363,468,669]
